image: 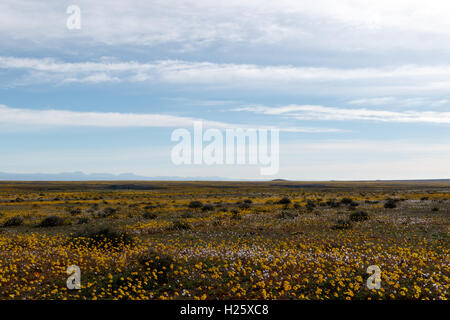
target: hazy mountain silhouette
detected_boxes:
[0,171,231,181]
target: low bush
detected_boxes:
[71,226,134,248]
[69,208,82,216]
[231,210,242,220]
[340,198,353,205]
[137,249,175,283]
[143,211,158,219]
[202,204,215,212]
[349,211,369,222]
[97,207,118,218]
[2,216,24,227]
[306,200,316,211]
[77,217,90,224]
[277,211,298,219]
[188,201,203,209]
[239,203,251,210]
[277,197,291,205]
[38,215,65,227]
[168,220,191,230]
[332,219,352,230]
[384,199,398,209]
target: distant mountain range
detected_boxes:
[0,172,448,182]
[0,171,232,181]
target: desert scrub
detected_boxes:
[97,207,117,218]
[332,219,352,230]
[143,211,158,219]
[168,220,191,230]
[277,197,291,205]
[305,200,316,211]
[277,211,298,219]
[238,202,251,210]
[349,211,369,222]
[201,204,215,212]
[68,208,82,216]
[77,217,90,224]
[384,199,398,209]
[2,215,24,227]
[231,210,242,220]
[180,211,193,218]
[70,225,134,248]
[38,215,65,227]
[188,201,203,209]
[136,249,175,283]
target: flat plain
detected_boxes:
[0,180,448,300]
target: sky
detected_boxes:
[0,0,450,180]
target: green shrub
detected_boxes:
[239,203,251,210]
[326,199,340,208]
[306,200,316,211]
[180,211,193,218]
[137,249,174,283]
[98,207,117,218]
[77,217,90,224]
[384,199,398,209]
[277,211,298,219]
[143,211,158,219]
[38,215,65,227]
[332,219,352,230]
[2,216,24,227]
[277,197,291,205]
[71,226,134,248]
[340,198,353,205]
[168,220,191,230]
[231,210,242,220]
[188,201,203,209]
[69,208,82,216]
[349,211,369,222]
[202,204,215,212]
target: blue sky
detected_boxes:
[0,0,449,180]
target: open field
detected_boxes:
[0,181,448,300]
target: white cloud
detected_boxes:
[348,97,449,108]
[4,56,450,94]
[3,0,450,54]
[0,104,227,128]
[0,104,342,133]
[63,73,121,83]
[233,104,450,124]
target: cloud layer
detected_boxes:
[0,104,343,133]
[233,104,450,124]
[3,56,450,99]
[3,0,450,55]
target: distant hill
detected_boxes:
[0,171,231,181]
[0,172,449,182]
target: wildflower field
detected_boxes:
[0,181,448,300]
